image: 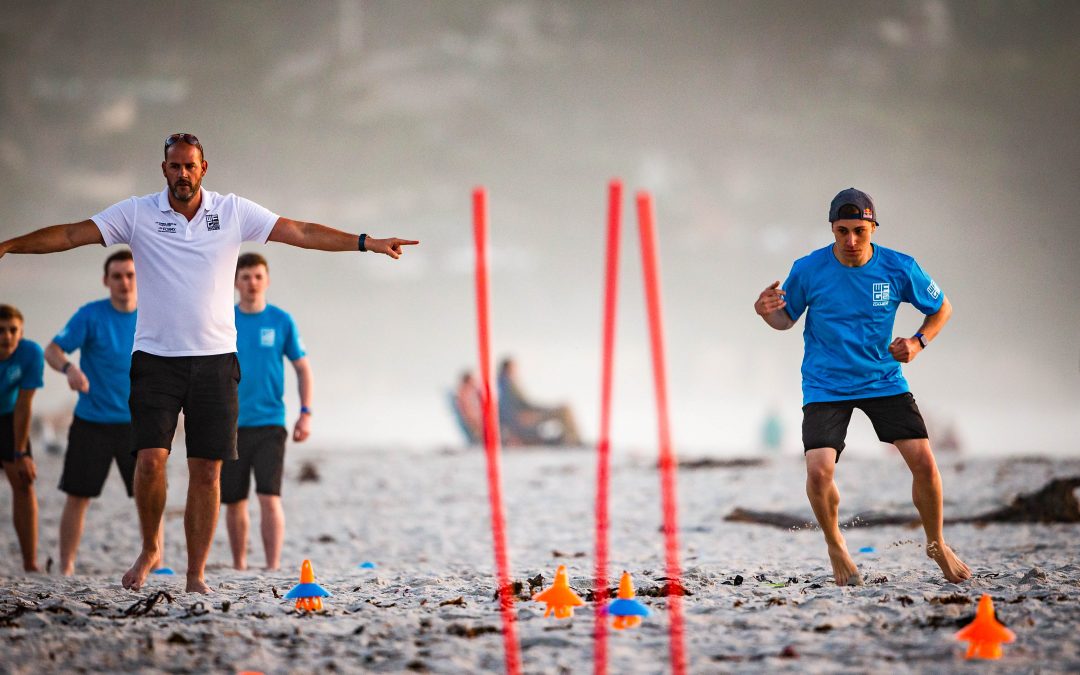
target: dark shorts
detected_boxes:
[129,350,240,461]
[802,392,928,461]
[58,416,136,498]
[220,425,287,503]
[0,413,32,463]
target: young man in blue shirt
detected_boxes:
[0,304,45,572]
[45,250,167,575]
[221,253,312,571]
[755,188,971,586]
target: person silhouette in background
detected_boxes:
[497,357,582,447]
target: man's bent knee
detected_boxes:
[895,439,937,479]
[805,448,837,487]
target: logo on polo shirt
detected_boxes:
[260,328,276,346]
[206,214,220,231]
[926,279,941,299]
[155,221,177,234]
[872,282,890,307]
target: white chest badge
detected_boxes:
[872,282,890,307]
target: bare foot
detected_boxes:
[23,563,41,573]
[926,540,971,583]
[122,551,158,590]
[186,575,214,594]
[61,566,75,576]
[827,543,863,586]
[233,562,248,571]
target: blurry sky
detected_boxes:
[1,0,1077,454]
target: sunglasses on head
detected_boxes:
[164,133,201,149]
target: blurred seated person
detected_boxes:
[497,357,582,447]
[452,371,484,445]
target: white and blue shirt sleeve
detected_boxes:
[900,258,944,315]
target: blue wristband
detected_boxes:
[300,406,313,415]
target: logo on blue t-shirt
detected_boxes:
[927,279,940,299]
[260,328,276,347]
[5,367,20,385]
[872,282,890,306]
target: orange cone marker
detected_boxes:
[533,565,585,619]
[955,594,1015,659]
[284,559,331,612]
[607,571,650,630]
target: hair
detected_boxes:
[0,304,24,323]
[163,135,205,162]
[104,249,134,276]
[236,252,269,274]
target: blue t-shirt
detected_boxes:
[783,244,943,404]
[53,300,137,424]
[235,305,306,428]
[1,339,45,415]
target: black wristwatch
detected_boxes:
[358,233,367,252]
[914,332,928,349]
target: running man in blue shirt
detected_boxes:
[221,252,312,571]
[0,304,45,572]
[45,250,167,575]
[755,188,971,586]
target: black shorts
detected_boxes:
[0,413,32,463]
[129,350,240,461]
[802,392,928,461]
[58,416,136,498]
[220,425,287,503]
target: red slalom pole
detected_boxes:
[635,191,687,675]
[472,187,522,675]
[592,179,622,675]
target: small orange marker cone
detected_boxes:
[955,594,1015,659]
[284,559,331,611]
[607,571,650,630]
[532,565,585,619]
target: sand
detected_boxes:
[1,445,1078,673]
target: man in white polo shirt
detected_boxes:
[0,133,419,593]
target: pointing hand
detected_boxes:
[366,237,420,260]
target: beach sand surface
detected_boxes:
[1,445,1078,673]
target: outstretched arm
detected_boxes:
[0,221,103,259]
[755,281,796,330]
[267,217,419,259]
[889,295,952,363]
[290,357,313,442]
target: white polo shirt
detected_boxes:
[93,188,279,357]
